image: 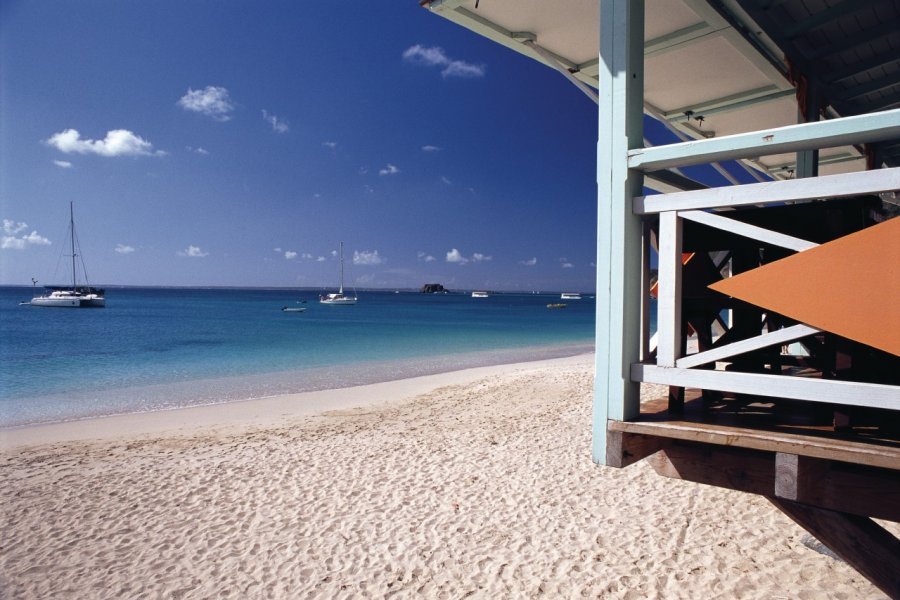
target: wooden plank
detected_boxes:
[775,453,900,522]
[648,442,774,495]
[627,108,900,171]
[775,453,828,500]
[632,364,900,412]
[769,498,900,599]
[640,221,652,361]
[634,167,900,214]
[522,40,599,104]
[678,210,818,252]
[663,87,796,123]
[609,418,900,470]
[643,21,718,58]
[605,430,666,468]
[675,324,820,369]
[657,211,683,367]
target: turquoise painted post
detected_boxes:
[594,0,645,465]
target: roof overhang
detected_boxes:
[421,0,900,183]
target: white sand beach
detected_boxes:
[0,354,888,599]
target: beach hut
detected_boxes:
[421,1,900,596]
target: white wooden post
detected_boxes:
[657,211,683,367]
[594,0,644,464]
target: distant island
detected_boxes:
[421,283,446,294]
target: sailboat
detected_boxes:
[319,241,357,305]
[29,202,105,308]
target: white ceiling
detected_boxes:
[423,0,867,185]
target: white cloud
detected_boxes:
[446,248,491,264]
[421,145,441,152]
[353,249,383,265]
[53,160,73,168]
[177,86,234,121]
[561,262,574,269]
[187,146,209,155]
[22,231,49,245]
[316,256,326,262]
[403,45,449,67]
[418,251,436,262]
[440,175,452,185]
[284,250,298,260]
[178,245,209,257]
[402,44,485,79]
[262,109,289,133]
[378,164,400,176]
[446,248,468,264]
[442,60,486,78]
[46,129,165,157]
[322,141,338,149]
[273,247,282,253]
[115,244,135,254]
[1,220,50,250]
[3,220,27,235]
[1,237,26,250]
[519,257,537,266]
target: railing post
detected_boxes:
[594,0,644,465]
[657,211,683,367]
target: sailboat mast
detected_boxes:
[70,201,77,290]
[339,241,344,294]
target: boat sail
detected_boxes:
[319,241,357,305]
[29,202,105,308]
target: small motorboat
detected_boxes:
[281,306,307,313]
[546,303,568,309]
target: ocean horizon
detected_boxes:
[1,286,646,428]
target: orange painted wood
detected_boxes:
[709,218,900,356]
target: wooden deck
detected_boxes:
[606,391,900,598]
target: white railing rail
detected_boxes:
[628,108,900,171]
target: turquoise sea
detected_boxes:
[0,287,644,428]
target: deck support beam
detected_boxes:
[642,439,900,597]
[769,498,900,600]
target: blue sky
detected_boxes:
[1,2,647,291]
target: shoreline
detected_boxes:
[2,341,595,431]
[0,353,596,450]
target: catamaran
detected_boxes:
[29,202,105,308]
[319,241,357,305]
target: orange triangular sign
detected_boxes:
[709,217,900,356]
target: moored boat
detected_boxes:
[28,202,105,308]
[320,242,358,305]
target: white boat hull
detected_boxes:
[319,294,357,305]
[30,291,105,308]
